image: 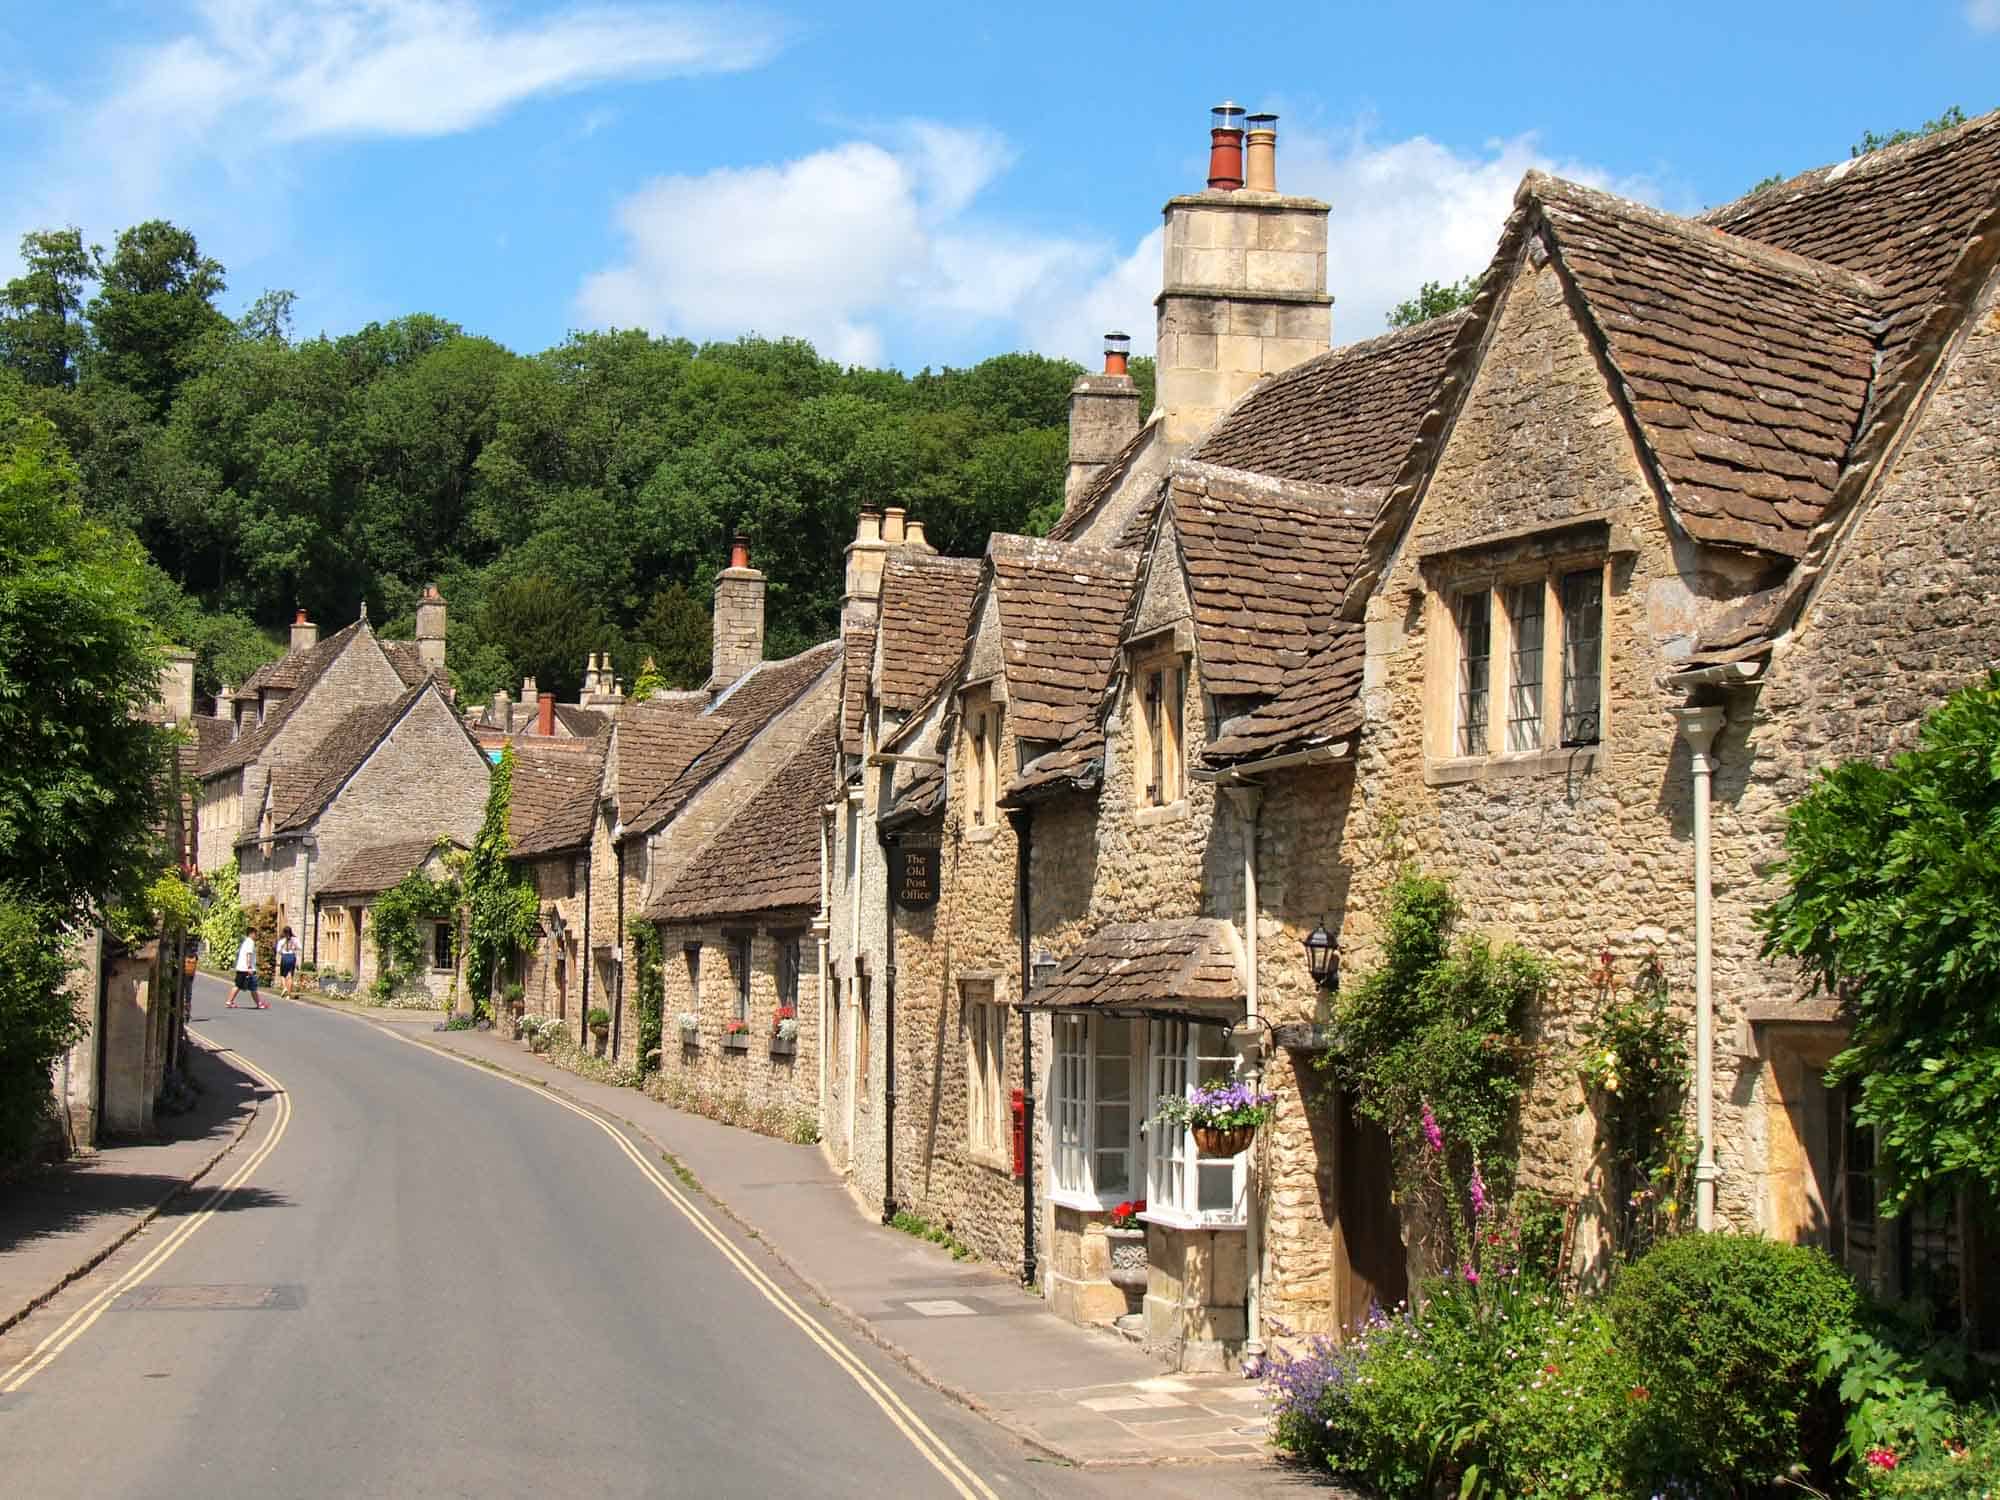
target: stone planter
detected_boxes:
[1105,1226,1148,1295]
[769,1033,797,1058]
[721,1031,750,1052]
[1193,1124,1256,1158]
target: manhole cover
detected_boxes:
[117,1284,303,1311]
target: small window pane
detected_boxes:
[1455,591,1491,756]
[1505,580,1545,751]
[1560,570,1603,745]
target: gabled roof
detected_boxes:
[272,679,477,833]
[555,704,607,737]
[1004,730,1104,806]
[205,619,373,777]
[1204,626,1365,766]
[1191,312,1468,487]
[379,640,432,688]
[879,678,955,826]
[1170,462,1381,700]
[876,554,983,713]
[316,836,466,902]
[1046,412,1161,543]
[626,640,842,835]
[190,714,234,777]
[982,536,1139,746]
[613,697,725,817]
[646,718,837,921]
[509,736,609,859]
[1019,918,1244,1017]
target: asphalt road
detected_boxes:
[1,980,1325,1500]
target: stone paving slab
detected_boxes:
[298,992,1276,1466]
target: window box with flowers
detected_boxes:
[722,1017,751,1052]
[769,1006,798,1058]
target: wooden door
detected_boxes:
[1335,1091,1407,1333]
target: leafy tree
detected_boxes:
[478,574,605,701]
[1759,671,2000,1214]
[0,890,86,1158]
[0,401,170,924]
[634,582,711,690]
[1387,274,1484,329]
[86,220,229,415]
[0,228,96,389]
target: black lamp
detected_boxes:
[1303,918,1340,991]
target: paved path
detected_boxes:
[0,980,1343,1498]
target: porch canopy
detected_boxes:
[1017,917,1245,1024]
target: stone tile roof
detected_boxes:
[204,620,371,777]
[1191,313,1468,487]
[508,737,608,858]
[191,714,234,777]
[838,621,876,756]
[1205,625,1366,765]
[554,704,606,737]
[1703,108,2000,392]
[879,684,954,826]
[627,640,842,835]
[1171,463,1382,700]
[1046,414,1161,543]
[877,554,983,713]
[985,536,1139,746]
[1003,729,1104,806]
[646,718,837,921]
[272,682,431,832]
[1019,917,1244,1016]
[1534,175,1882,558]
[379,640,431,687]
[613,699,726,820]
[316,836,466,901]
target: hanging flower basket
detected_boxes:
[1193,1124,1257,1158]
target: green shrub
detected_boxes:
[0,892,84,1159]
[1609,1232,1860,1487]
[1859,1403,2000,1495]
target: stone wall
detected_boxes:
[519,852,591,1027]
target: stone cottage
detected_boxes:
[504,734,611,1026]
[311,835,468,993]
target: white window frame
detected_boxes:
[1145,1020,1248,1228]
[963,982,1007,1162]
[1048,1014,1138,1209]
[1438,558,1608,763]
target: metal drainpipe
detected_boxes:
[582,841,594,1043]
[848,790,864,1158]
[1008,807,1038,1288]
[610,847,622,1060]
[302,836,317,967]
[880,830,899,1224]
[1675,705,1726,1231]
[1221,782,1266,1373]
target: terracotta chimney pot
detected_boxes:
[1207,100,1246,191]
[537,692,555,737]
[1245,113,1278,193]
[1103,331,1131,377]
[729,533,752,571]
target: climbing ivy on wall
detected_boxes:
[462,747,538,1010]
[370,863,459,991]
[628,918,664,1073]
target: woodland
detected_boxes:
[0,220,1155,702]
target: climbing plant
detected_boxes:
[370,863,459,990]
[462,746,538,1012]
[628,917,664,1072]
[1316,868,1552,1273]
[196,856,247,968]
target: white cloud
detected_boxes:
[1968,0,2000,31]
[579,116,1664,369]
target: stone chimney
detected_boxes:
[415,584,447,677]
[882,506,907,545]
[842,509,889,632]
[1066,332,1142,501]
[289,608,319,655]
[1156,104,1330,447]
[583,653,601,697]
[538,692,556,737]
[711,533,766,689]
[904,518,933,553]
[491,688,511,727]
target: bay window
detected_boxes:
[1049,1014,1136,1205]
[1146,1021,1247,1227]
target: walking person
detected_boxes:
[276,927,301,998]
[226,932,265,1010]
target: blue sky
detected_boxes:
[2,2,1995,372]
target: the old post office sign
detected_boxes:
[890,847,940,910]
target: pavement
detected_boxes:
[306,995,1280,1467]
[0,1031,262,1336]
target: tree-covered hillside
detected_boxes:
[0,220,1151,701]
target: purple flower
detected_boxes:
[1421,1103,1443,1154]
[1469,1163,1490,1216]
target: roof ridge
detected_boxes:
[1699,105,2000,226]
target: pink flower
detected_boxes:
[1462,1265,1479,1285]
[1422,1104,1443,1154]
[1469,1164,1490,1216]
[1865,1447,1898,1471]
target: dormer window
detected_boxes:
[960,691,999,830]
[1131,650,1188,807]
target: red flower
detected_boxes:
[1865,1447,1898,1470]
[1627,1385,1649,1402]
[1543,1363,1561,1376]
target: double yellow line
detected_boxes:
[376,1026,1000,1500]
[0,1035,294,1394]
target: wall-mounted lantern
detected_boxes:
[1303,918,1341,992]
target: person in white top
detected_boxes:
[276,927,301,997]
[227,933,266,1010]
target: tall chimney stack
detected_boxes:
[842,509,888,632]
[290,608,319,655]
[711,532,766,690]
[415,584,447,677]
[538,692,556,737]
[882,506,907,546]
[1156,101,1330,447]
[1064,331,1141,502]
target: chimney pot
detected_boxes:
[522,675,538,702]
[1207,100,1246,191]
[289,608,320,655]
[1103,330,1131,376]
[729,532,751,571]
[882,507,906,545]
[1245,113,1278,192]
[537,691,555,738]
[904,518,931,552]
[856,509,882,545]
